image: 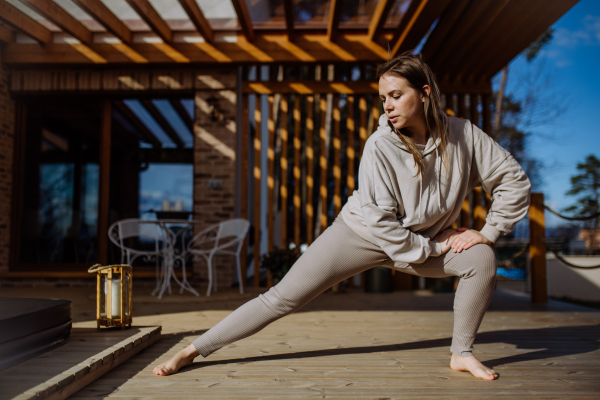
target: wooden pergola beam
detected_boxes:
[0,24,15,44]
[125,0,172,43]
[393,0,452,54]
[0,1,52,44]
[283,0,295,41]
[20,0,93,44]
[327,0,343,42]
[114,101,163,148]
[419,0,470,61]
[231,0,254,41]
[368,0,394,42]
[169,99,194,129]
[178,0,213,43]
[391,0,429,57]
[141,100,185,148]
[73,0,132,44]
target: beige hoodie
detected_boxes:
[341,114,531,264]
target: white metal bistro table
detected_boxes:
[148,219,204,299]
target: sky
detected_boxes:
[493,0,600,228]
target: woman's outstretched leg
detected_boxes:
[393,243,498,380]
[154,215,391,376]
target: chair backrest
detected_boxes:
[216,219,250,247]
[108,219,169,252]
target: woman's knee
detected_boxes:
[470,244,497,277]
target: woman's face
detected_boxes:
[378,74,429,133]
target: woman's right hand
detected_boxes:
[434,228,467,254]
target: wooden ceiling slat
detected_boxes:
[420,0,471,62]
[178,0,213,42]
[20,0,93,44]
[368,0,394,42]
[396,0,452,54]
[0,24,15,44]
[445,0,525,80]
[391,0,429,56]
[231,0,254,41]
[125,0,172,43]
[428,0,496,71]
[473,0,578,80]
[72,0,132,44]
[169,99,194,129]
[283,0,295,41]
[141,100,185,148]
[114,101,163,148]
[327,0,343,42]
[0,1,52,44]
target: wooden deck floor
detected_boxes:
[3,286,600,399]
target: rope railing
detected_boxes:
[543,205,600,222]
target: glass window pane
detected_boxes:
[139,164,194,217]
[385,0,411,27]
[294,0,331,28]
[5,0,61,31]
[148,0,195,31]
[196,0,239,30]
[101,0,151,31]
[247,0,285,28]
[54,0,107,32]
[339,0,379,28]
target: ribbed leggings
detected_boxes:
[192,213,497,358]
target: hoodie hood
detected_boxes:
[377,114,441,156]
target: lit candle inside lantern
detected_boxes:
[112,278,121,318]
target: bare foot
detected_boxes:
[153,344,199,376]
[450,353,499,380]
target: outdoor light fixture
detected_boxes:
[88,264,133,330]
[206,95,223,123]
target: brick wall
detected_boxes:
[0,52,15,273]
[192,71,240,290]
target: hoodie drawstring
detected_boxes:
[436,146,442,213]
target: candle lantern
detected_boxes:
[88,264,133,330]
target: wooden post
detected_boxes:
[358,96,367,158]
[473,187,486,231]
[481,93,492,135]
[241,95,250,287]
[319,96,328,234]
[445,93,455,116]
[306,96,315,245]
[293,95,302,247]
[253,95,261,290]
[457,93,467,119]
[267,96,276,252]
[280,95,289,248]
[333,95,341,217]
[470,93,479,127]
[346,96,355,195]
[97,100,111,265]
[529,192,548,303]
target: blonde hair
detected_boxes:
[376,52,449,176]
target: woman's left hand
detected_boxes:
[450,228,492,253]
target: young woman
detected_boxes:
[153,53,531,381]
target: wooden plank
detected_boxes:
[170,99,194,129]
[0,24,15,43]
[97,100,111,265]
[398,0,452,54]
[346,95,355,195]
[481,92,491,134]
[327,0,343,42]
[428,0,496,71]
[306,96,315,245]
[178,0,213,42]
[358,96,367,158]
[231,0,254,41]
[241,94,249,287]
[293,95,302,247]
[283,0,294,41]
[319,96,328,234]
[280,95,289,248]
[253,95,262,290]
[332,95,341,217]
[73,0,132,44]
[367,0,394,42]
[267,96,276,252]
[113,101,162,148]
[20,0,93,44]
[457,93,467,119]
[140,100,185,148]
[472,187,486,231]
[0,1,52,44]
[470,93,479,127]
[420,0,471,62]
[125,0,172,43]
[391,0,429,57]
[244,81,378,95]
[529,192,548,303]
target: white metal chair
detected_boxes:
[186,218,250,296]
[108,218,171,295]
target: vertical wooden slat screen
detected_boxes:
[253,95,262,288]
[293,95,301,246]
[457,93,467,119]
[359,96,368,158]
[346,95,355,195]
[241,94,249,283]
[306,96,315,245]
[319,96,328,234]
[280,96,289,248]
[470,94,479,127]
[267,95,275,253]
[333,95,341,217]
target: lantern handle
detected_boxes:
[88,264,133,273]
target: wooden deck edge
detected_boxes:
[15,326,162,400]
[0,271,191,279]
